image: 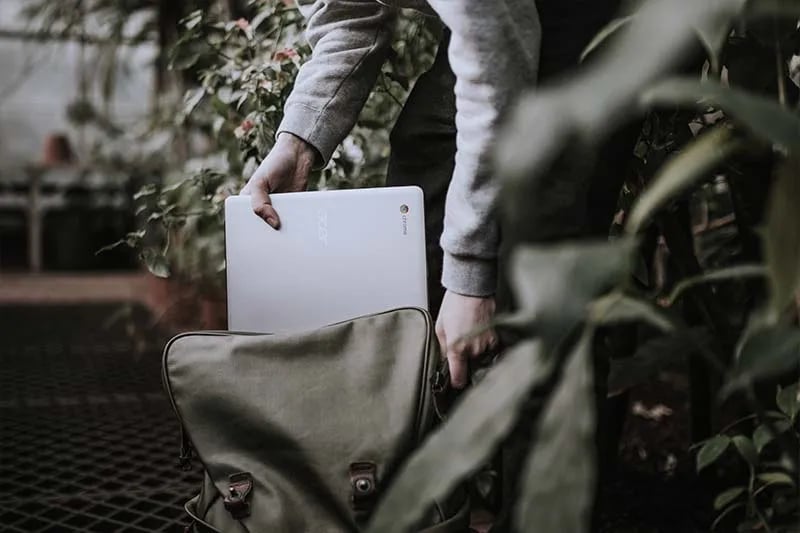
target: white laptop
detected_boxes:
[224,186,428,333]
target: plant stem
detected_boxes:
[775,39,786,107]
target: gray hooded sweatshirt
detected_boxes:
[277,0,541,297]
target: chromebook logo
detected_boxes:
[400,205,408,235]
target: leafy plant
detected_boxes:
[365,0,800,531]
[94,0,437,288]
[696,382,799,531]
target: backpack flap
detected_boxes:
[163,308,439,532]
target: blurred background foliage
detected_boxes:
[24,0,438,292]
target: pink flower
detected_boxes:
[273,48,298,61]
[235,18,250,31]
[240,119,255,133]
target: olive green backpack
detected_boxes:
[163,307,469,532]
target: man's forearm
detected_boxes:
[277,0,397,167]
[426,0,541,297]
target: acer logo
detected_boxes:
[317,209,328,246]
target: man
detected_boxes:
[242,0,541,390]
[241,0,630,391]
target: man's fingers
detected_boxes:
[249,180,280,229]
[447,345,469,390]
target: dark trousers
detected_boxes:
[385,0,638,528]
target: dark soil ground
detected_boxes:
[597,370,710,533]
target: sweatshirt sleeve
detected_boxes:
[277,0,397,166]
[426,0,541,297]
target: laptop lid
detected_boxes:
[224,186,428,333]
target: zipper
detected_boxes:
[162,329,263,470]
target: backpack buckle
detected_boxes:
[223,472,253,520]
[350,462,378,518]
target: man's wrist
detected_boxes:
[276,132,318,167]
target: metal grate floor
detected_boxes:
[0,304,201,532]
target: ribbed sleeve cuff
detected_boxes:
[276,103,340,170]
[441,252,498,297]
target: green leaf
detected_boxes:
[161,180,191,194]
[514,330,596,532]
[608,328,710,395]
[626,127,742,234]
[170,49,201,72]
[697,435,731,472]
[732,435,758,466]
[133,183,158,200]
[714,486,746,510]
[664,265,767,306]
[641,79,800,149]
[510,240,633,345]
[589,291,675,331]
[366,341,553,533]
[141,250,170,278]
[250,8,273,32]
[181,10,203,30]
[754,420,792,453]
[711,501,746,531]
[764,154,800,316]
[777,383,799,420]
[182,88,205,116]
[757,471,796,487]
[580,16,634,62]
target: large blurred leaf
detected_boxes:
[626,127,742,234]
[497,0,746,182]
[580,16,633,62]
[693,20,732,74]
[514,330,596,532]
[510,240,633,344]
[589,291,675,331]
[366,341,551,533]
[642,79,800,149]
[727,325,800,389]
[746,0,800,17]
[764,154,800,316]
[665,264,767,306]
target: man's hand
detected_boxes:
[240,133,316,228]
[435,290,498,389]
